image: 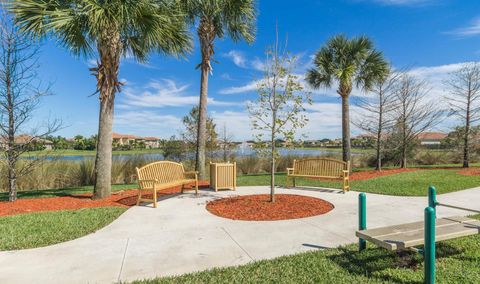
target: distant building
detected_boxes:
[112,133,160,148]
[0,135,53,150]
[417,132,447,146]
[143,137,160,149]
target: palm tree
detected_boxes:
[11,0,191,199]
[182,0,256,179]
[306,35,389,164]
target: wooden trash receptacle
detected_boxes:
[210,162,236,191]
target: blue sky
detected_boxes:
[32,0,480,140]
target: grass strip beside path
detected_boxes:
[0,207,126,251]
[237,170,480,196]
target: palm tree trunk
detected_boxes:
[341,95,351,164]
[195,61,209,180]
[196,20,214,181]
[93,95,114,199]
[93,36,121,199]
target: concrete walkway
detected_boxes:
[1,186,480,284]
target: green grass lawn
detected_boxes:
[237,170,480,196]
[0,207,126,251]
[0,183,137,201]
[129,217,480,283]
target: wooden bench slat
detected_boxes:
[286,158,350,192]
[135,161,199,208]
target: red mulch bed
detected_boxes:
[206,194,334,221]
[350,168,419,181]
[0,181,208,217]
[457,167,480,176]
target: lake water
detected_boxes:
[41,147,361,161]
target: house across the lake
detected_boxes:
[112,133,161,149]
[0,135,54,150]
[417,132,447,146]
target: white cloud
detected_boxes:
[211,110,253,140]
[406,62,466,101]
[120,79,235,108]
[251,58,266,71]
[222,50,247,68]
[222,50,267,71]
[448,17,480,37]
[219,73,356,97]
[114,111,183,137]
[369,0,431,6]
[113,62,470,140]
[219,80,259,95]
[86,59,97,67]
[220,73,234,80]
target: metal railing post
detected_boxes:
[428,186,437,208]
[359,192,366,251]
[424,206,436,284]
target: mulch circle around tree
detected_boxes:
[0,181,209,217]
[206,194,334,221]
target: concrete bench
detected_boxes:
[356,216,480,251]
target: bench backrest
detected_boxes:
[136,161,185,187]
[293,158,349,177]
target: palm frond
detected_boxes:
[182,0,256,43]
[10,0,192,61]
[306,34,388,95]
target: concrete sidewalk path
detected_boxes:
[1,186,480,284]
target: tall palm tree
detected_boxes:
[306,35,389,164]
[11,0,191,199]
[182,0,256,179]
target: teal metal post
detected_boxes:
[359,193,366,251]
[428,186,437,208]
[424,206,436,284]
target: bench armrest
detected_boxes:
[342,170,349,177]
[287,168,294,175]
[184,171,198,179]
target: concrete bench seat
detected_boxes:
[356,216,480,251]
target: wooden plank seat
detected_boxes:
[286,158,350,193]
[356,216,480,251]
[135,161,198,208]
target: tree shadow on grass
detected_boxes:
[280,185,344,194]
[0,188,85,201]
[328,243,463,284]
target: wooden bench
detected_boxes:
[286,158,350,193]
[356,216,480,251]
[135,161,198,208]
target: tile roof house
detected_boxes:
[1,135,54,150]
[112,133,160,148]
[416,132,447,145]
